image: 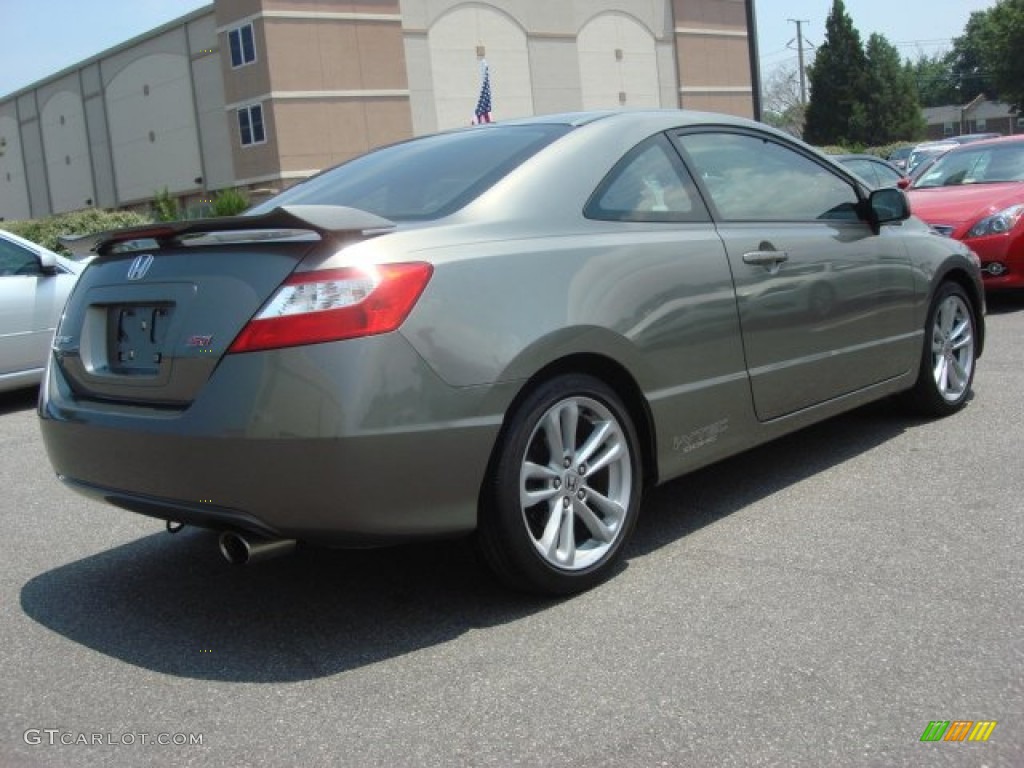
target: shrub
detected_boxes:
[211,187,250,217]
[867,141,916,160]
[817,142,916,161]
[152,187,181,222]
[1,208,153,255]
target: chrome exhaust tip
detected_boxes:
[218,531,296,565]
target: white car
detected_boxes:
[907,141,958,175]
[0,229,84,392]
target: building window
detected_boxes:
[975,118,987,131]
[943,122,954,136]
[238,104,266,146]
[228,23,256,68]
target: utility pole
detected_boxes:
[788,19,810,105]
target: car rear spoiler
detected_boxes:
[57,205,396,258]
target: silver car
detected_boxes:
[39,111,984,594]
[0,229,82,393]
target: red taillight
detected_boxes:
[228,262,433,353]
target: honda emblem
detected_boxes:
[126,254,154,281]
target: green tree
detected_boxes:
[975,0,1024,109]
[949,10,998,103]
[804,0,869,145]
[863,34,925,143]
[151,187,180,222]
[908,52,958,108]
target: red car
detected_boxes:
[907,135,1024,290]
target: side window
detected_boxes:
[872,162,903,187]
[228,24,257,68]
[843,158,880,187]
[585,135,710,223]
[675,132,861,222]
[238,104,266,147]
[0,238,41,277]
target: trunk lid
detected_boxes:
[52,205,394,406]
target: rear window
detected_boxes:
[249,125,571,221]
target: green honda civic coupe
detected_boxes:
[39,110,985,595]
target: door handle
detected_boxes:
[742,250,790,267]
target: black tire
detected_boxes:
[904,281,978,417]
[478,374,642,595]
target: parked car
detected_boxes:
[0,229,83,393]
[833,154,908,188]
[907,140,959,175]
[907,154,941,185]
[887,145,913,171]
[39,111,985,595]
[907,134,1024,290]
[950,132,1002,145]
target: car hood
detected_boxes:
[908,182,1024,225]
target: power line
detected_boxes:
[891,38,956,46]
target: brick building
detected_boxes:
[0,0,760,220]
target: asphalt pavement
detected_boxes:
[1,297,1021,767]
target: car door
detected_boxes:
[672,129,916,421]
[0,238,75,377]
[577,133,753,477]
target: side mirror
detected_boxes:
[897,177,911,190]
[867,187,910,233]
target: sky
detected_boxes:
[0,0,1001,98]
[756,0,997,80]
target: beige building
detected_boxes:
[0,0,760,221]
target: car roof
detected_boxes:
[951,132,1002,143]
[913,140,959,150]
[944,133,1024,150]
[493,108,777,133]
[481,109,819,165]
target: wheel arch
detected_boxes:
[480,353,659,510]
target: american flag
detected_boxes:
[472,59,492,124]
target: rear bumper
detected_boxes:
[39,333,508,543]
[57,477,285,539]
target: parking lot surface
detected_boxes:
[1,299,1022,767]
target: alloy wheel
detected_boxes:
[930,293,975,402]
[518,396,633,571]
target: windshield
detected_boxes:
[248,124,571,221]
[912,142,1024,189]
[907,145,954,174]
